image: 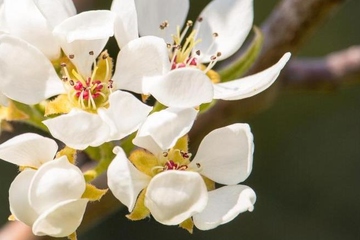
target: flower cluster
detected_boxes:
[0,0,290,238]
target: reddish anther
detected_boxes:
[164,160,188,171]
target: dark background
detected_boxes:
[0,0,359,239]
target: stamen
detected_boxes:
[72,69,86,86]
[203,32,219,60]
[89,51,94,56]
[88,92,97,109]
[61,63,71,82]
[69,54,74,59]
[203,54,220,73]
[104,57,111,82]
[179,20,193,44]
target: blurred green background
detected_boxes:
[0,0,359,239]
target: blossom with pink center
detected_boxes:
[112,0,291,108]
[0,133,88,237]
[108,123,256,230]
[0,3,173,149]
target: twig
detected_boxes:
[284,45,360,89]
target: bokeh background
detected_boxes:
[0,0,359,239]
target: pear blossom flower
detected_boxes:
[108,123,256,230]
[0,0,76,106]
[113,0,291,109]
[0,9,159,150]
[0,133,88,237]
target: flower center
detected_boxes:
[164,160,188,171]
[152,149,201,174]
[160,18,222,74]
[60,51,113,111]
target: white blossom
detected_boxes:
[0,133,88,237]
[113,0,290,108]
[0,8,158,150]
[108,123,256,230]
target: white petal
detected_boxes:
[145,171,208,225]
[29,156,86,214]
[2,0,60,59]
[0,133,58,168]
[33,0,76,29]
[0,34,65,104]
[9,169,38,226]
[190,123,254,185]
[43,109,110,150]
[193,185,256,230]
[111,0,138,48]
[0,2,7,33]
[107,147,151,212]
[133,107,198,155]
[144,68,213,108]
[113,36,170,94]
[32,199,88,237]
[0,92,9,106]
[134,0,189,44]
[53,10,116,77]
[97,91,152,141]
[194,0,253,63]
[213,52,291,100]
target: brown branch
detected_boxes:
[254,0,347,71]
[283,45,360,89]
[190,0,348,148]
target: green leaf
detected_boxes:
[219,26,264,82]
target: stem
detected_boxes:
[13,102,48,132]
[121,132,137,155]
[83,142,115,182]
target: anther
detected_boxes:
[186,20,193,27]
[69,80,74,86]
[166,43,172,48]
[210,55,217,61]
[212,32,219,38]
[216,52,222,57]
[197,17,203,22]
[69,54,74,59]
[89,51,94,55]
[102,53,108,59]
[60,63,67,67]
[61,77,68,82]
[107,79,114,89]
[180,151,189,159]
[196,163,201,168]
[159,20,169,30]
[196,50,201,56]
[162,152,168,157]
